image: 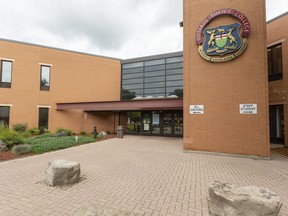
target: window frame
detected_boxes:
[0,60,13,88]
[0,106,10,128]
[40,65,51,91]
[268,43,283,82]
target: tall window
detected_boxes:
[0,106,10,128]
[38,108,49,129]
[40,65,50,91]
[121,54,183,100]
[0,60,13,88]
[268,44,283,81]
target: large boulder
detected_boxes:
[208,181,282,216]
[0,140,8,152]
[45,160,80,186]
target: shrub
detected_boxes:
[12,123,28,133]
[56,128,72,136]
[28,128,40,136]
[11,144,31,155]
[105,130,111,135]
[79,131,87,135]
[0,130,24,147]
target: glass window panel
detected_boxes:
[144,70,165,77]
[166,68,182,75]
[145,64,165,72]
[145,76,165,83]
[166,87,183,98]
[0,106,10,128]
[123,62,144,69]
[122,67,143,74]
[122,78,143,85]
[145,82,165,88]
[144,87,165,94]
[166,62,183,69]
[144,59,165,66]
[38,108,49,129]
[267,50,272,75]
[166,56,183,63]
[41,66,50,87]
[123,73,143,79]
[144,93,165,97]
[276,46,282,74]
[166,74,183,81]
[122,88,143,95]
[127,112,141,133]
[1,61,12,83]
[122,84,144,90]
[166,80,183,87]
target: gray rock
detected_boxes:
[0,140,8,152]
[208,181,282,216]
[73,205,137,216]
[45,160,80,186]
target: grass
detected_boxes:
[25,134,96,154]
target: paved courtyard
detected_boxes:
[0,136,287,216]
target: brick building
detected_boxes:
[0,1,286,157]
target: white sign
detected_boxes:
[190,105,204,114]
[240,104,257,114]
[152,114,160,124]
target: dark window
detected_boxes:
[268,44,282,81]
[122,78,143,85]
[122,62,144,69]
[269,105,284,144]
[38,108,49,129]
[0,61,12,88]
[40,65,50,91]
[0,106,10,128]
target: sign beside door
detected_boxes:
[240,104,257,114]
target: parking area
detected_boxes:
[0,136,287,216]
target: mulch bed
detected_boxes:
[271,147,288,157]
[0,151,34,161]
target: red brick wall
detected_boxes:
[267,14,288,146]
[183,0,270,157]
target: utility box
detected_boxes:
[117,126,123,138]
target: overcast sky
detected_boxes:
[0,0,287,59]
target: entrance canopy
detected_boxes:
[56,98,183,112]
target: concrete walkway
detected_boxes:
[0,136,287,216]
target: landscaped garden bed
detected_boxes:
[0,124,114,162]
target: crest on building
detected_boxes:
[196,9,250,62]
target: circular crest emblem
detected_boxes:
[196,9,250,62]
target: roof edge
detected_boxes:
[0,38,121,61]
[267,11,288,24]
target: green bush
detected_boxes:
[28,128,40,136]
[12,123,28,133]
[0,130,24,147]
[79,131,87,135]
[56,128,73,136]
[11,144,31,155]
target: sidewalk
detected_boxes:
[0,136,287,215]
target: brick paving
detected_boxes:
[0,136,287,216]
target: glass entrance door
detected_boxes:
[142,112,152,134]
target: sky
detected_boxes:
[0,0,287,59]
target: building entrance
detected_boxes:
[269,105,285,144]
[126,111,183,137]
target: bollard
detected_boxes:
[93,126,97,139]
[117,125,123,138]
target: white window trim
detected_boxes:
[267,39,285,47]
[39,63,53,67]
[37,105,52,108]
[0,58,15,62]
[0,104,13,107]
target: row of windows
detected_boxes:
[0,106,49,129]
[122,56,183,69]
[0,60,51,91]
[123,62,183,74]
[122,87,183,99]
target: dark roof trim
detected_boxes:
[0,38,121,61]
[267,11,288,24]
[56,99,183,112]
[121,51,183,64]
